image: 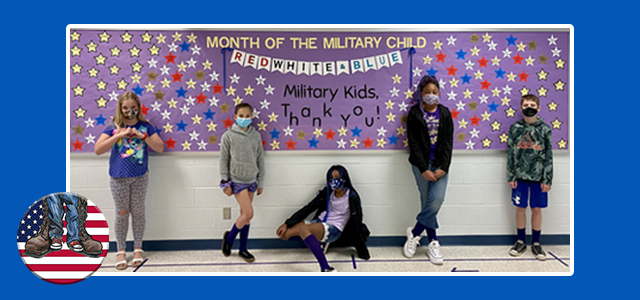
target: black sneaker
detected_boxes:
[532,242,547,261]
[509,240,526,257]
[321,266,337,272]
[238,250,255,262]
[221,231,231,257]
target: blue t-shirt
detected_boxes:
[423,106,440,161]
[102,121,157,178]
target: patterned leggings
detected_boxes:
[110,173,149,251]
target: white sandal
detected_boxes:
[115,250,127,270]
[132,249,145,267]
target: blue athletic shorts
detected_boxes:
[306,219,342,243]
[511,180,548,208]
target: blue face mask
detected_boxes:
[236,117,252,128]
[329,178,344,190]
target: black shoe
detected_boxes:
[238,250,255,262]
[509,240,527,257]
[221,231,231,257]
[321,266,337,272]
[532,242,547,261]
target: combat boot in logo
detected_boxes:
[24,198,52,258]
[77,196,103,256]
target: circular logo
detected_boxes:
[17,193,108,284]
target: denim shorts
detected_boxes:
[231,182,258,194]
[511,180,548,208]
[306,219,342,243]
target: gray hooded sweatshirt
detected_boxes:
[219,123,265,188]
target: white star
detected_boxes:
[478,93,489,104]
[191,44,201,55]
[180,104,191,115]
[185,96,196,106]
[548,35,558,45]
[390,87,400,98]
[283,126,294,136]
[465,60,475,70]
[502,48,513,58]
[198,139,208,150]
[84,117,95,128]
[447,90,458,101]
[551,47,562,57]
[446,35,457,45]
[438,79,447,90]
[85,134,96,144]
[252,108,261,119]
[200,81,210,92]
[209,71,220,81]
[413,67,422,77]
[398,101,409,112]
[109,90,119,101]
[168,43,178,52]
[377,126,388,136]
[209,96,219,107]
[260,99,271,110]
[502,85,513,95]
[470,128,480,139]
[255,75,266,85]
[160,65,171,75]
[337,138,346,149]
[186,58,197,68]
[151,102,162,112]
[465,139,476,150]
[456,100,466,111]
[161,109,171,120]
[487,40,498,51]
[265,84,275,95]
[189,130,200,141]
[147,58,158,68]
[230,73,241,84]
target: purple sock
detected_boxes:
[425,227,437,242]
[303,235,330,271]
[517,228,526,242]
[239,224,250,252]
[532,229,541,244]
[412,221,427,237]
[227,224,241,245]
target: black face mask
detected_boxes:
[522,107,538,117]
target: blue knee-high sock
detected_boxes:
[412,221,427,237]
[227,224,241,245]
[517,228,526,242]
[303,235,330,270]
[425,227,437,243]
[532,229,541,244]
[239,224,250,252]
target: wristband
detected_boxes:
[142,133,148,141]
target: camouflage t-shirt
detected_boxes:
[507,118,553,185]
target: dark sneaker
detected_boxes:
[509,240,526,257]
[221,231,231,257]
[532,242,547,261]
[238,250,255,262]
[68,240,84,252]
[321,266,337,272]
[50,236,63,251]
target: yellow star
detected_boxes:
[73,106,87,118]
[404,88,413,99]
[396,126,406,136]
[491,56,501,66]
[72,84,85,96]
[257,121,268,131]
[172,31,183,42]
[110,45,121,57]
[181,140,192,151]
[505,107,516,117]
[551,118,562,129]
[470,46,481,56]
[458,118,468,129]
[168,98,178,108]
[482,137,492,148]
[177,61,187,72]
[449,78,459,88]
[207,121,217,132]
[555,58,566,69]
[506,72,517,82]
[313,128,323,138]
[94,53,107,65]
[392,74,402,84]
[144,82,156,93]
[130,73,141,84]
[525,56,535,66]
[433,39,443,50]
[268,112,279,123]
[516,41,527,52]
[270,140,280,150]
[155,33,167,44]
[558,139,567,149]
[120,31,133,43]
[226,86,236,96]
[455,132,466,142]
[233,96,244,105]
[98,31,111,43]
[161,78,172,88]
[548,101,558,111]
[187,33,198,43]
[386,112,396,122]
[338,126,348,136]
[202,59,213,70]
[148,44,161,56]
[87,67,99,77]
[297,130,306,140]
[501,96,511,106]
[244,85,255,96]
[131,61,143,73]
[519,86,530,96]
[482,32,492,42]
[85,40,98,52]
[403,139,409,147]
[423,54,433,65]
[554,79,566,91]
[163,122,174,133]
[95,96,108,108]
[109,63,121,75]
[377,138,387,148]
[474,70,484,80]
[350,138,360,148]
[116,78,129,90]
[191,114,202,125]
[70,30,81,41]
[220,102,230,113]
[141,31,153,43]
[463,89,473,99]
[96,79,107,90]
[490,120,502,131]
[186,79,197,89]
[385,99,395,109]
[499,132,509,143]
[481,111,491,121]
[537,69,549,81]
[71,63,82,74]
[537,86,548,97]
[491,87,501,97]
[129,45,141,57]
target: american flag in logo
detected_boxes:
[17,196,108,285]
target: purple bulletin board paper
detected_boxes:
[69,28,569,153]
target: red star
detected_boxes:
[141,104,149,116]
[223,117,235,128]
[171,71,183,82]
[435,51,446,63]
[363,137,374,148]
[480,79,491,90]
[451,109,460,119]
[285,139,297,150]
[165,138,176,149]
[478,57,488,68]
[71,139,84,151]
[195,92,207,104]
[518,71,529,82]
[446,65,458,76]
[512,53,524,65]
[164,52,176,64]
[470,115,481,126]
[325,129,335,140]
[262,140,266,147]
[213,83,223,94]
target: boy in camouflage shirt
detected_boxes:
[507,94,553,260]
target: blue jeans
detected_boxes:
[47,193,80,243]
[411,164,449,229]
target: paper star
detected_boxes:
[435,51,446,63]
[220,102,230,113]
[488,101,499,112]
[265,85,275,95]
[94,53,107,65]
[482,137,492,148]
[160,109,172,120]
[96,114,106,125]
[350,138,360,148]
[455,132,466,142]
[283,126,294,136]
[71,139,84,151]
[223,117,234,128]
[477,57,488,68]
[398,101,409,112]
[388,134,399,145]
[168,43,178,52]
[473,70,484,80]
[310,128,322,138]
[423,54,433,65]
[396,126,406,136]
[154,33,166,44]
[558,138,567,149]
[307,137,319,148]
[336,139,346,149]
[297,130,307,140]
[171,71,183,82]
[487,40,498,51]
[179,104,191,115]
[164,52,176,64]
[548,101,558,111]
[465,139,476,150]
[500,96,511,106]
[196,139,207,150]
[481,111,491,121]
[551,118,563,129]
[244,85,255,96]
[163,122,174,133]
[70,30,81,41]
[208,134,219,145]
[385,112,396,122]
[325,129,335,140]
[469,101,479,111]
[257,121,268,131]
[269,128,281,140]
[177,62,187,72]
[392,74,402,84]
[376,138,387,148]
[537,69,549,81]
[231,95,243,105]
[551,46,562,57]
[209,96,220,107]
[480,79,491,90]
[554,79,566,91]
[130,73,142,84]
[427,67,439,76]
[72,124,85,135]
[191,114,202,125]
[282,139,296,150]
[351,126,363,137]
[458,118,468,128]
[85,134,96,144]
[207,121,217,132]
[188,130,200,141]
[537,86,549,97]
[72,84,85,96]
[499,132,509,143]
[200,81,210,91]
[446,65,458,76]
[267,140,280,150]
[538,54,549,64]
[505,107,516,117]
[548,35,558,45]
[478,93,489,104]
[153,89,165,101]
[159,65,170,76]
[506,72,517,82]
[456,49,467,60]
[84,117,95,128]
[176,87,187,98]
[268,112,279,123]
[229,73,241,84]
[201,59,213,70]
[470,126,481,138]
[181,140,192,151]
[433,39,443,49]
[518,71,529,82]
[98,30,111,43]
[128,45,141,58]
[338,126,348,136]
[72,106,86,119]
[555,58,566,69]
[186,58,197,68]
[186,79,197,89]
[404,88,414,99]
[71,62,83,74]
[461,73,472,84]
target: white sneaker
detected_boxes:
[427,240,444,265]
[403,227,422,258]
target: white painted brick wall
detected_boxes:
[70,151,571,242]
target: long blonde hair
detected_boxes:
[112,92,150,129]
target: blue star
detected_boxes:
[96,114,106,125]
[176,120,187,131]
[204,109,215,120]
[456,49,467,60]
[488,101,499,112]
[179,41,191,52]
[307,137,319,148]
[461,73,472,84]
[506,35,517,46]
[426,67,438,76]
[269,128,281,140]
[350,126,362,137]
[176,86,187,98]
[388,134,399,145]
[132,84,144,96]
[495,68,506,79]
